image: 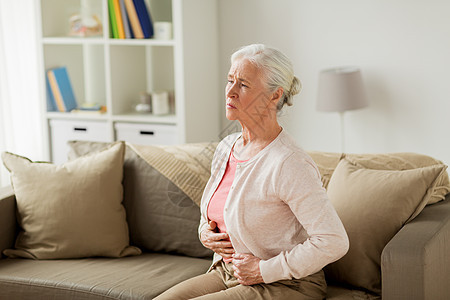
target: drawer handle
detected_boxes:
[140,131,154,135]
[74,127,87,132]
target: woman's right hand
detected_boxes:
[200,221,235,259]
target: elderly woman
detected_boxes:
[155,44,349,300]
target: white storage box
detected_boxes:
[114,122,178,145]
[50,119,112,164]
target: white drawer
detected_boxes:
[50,119,112,164]
[114,122,178,145]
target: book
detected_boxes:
[126,12,134,38]
[47,70,65,112]
[46,67,78,112]
[108,0,119,38]
[133,0,154,38]
[124,0,144,38]
[113,0,125,39]
[119,0,132,38]
[45,75,57,111]
[71,105,107,115]
[79,103,105,111]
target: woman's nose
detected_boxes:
[226,83,238,98]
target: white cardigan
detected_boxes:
[198,130,349,284]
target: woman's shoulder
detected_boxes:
[212,132,241,158]
[274,131,309,158]
[274,131,319,169]
[217,132,241,149]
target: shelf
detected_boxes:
[46,111,109,121]
[42,37,104,45]
[108,39,175,46]
[39,0,220,163]
[46,111,176,124]
[43,37,175,47]
[112,113,177,124]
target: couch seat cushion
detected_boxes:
[0,253,211,300]
[326,285,380,299]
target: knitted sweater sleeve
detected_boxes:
[259,154,349,283]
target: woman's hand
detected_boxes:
[232,253,264,285]
[200,221,235,259]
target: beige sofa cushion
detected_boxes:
[324,158,447,294]
[0,253,210,299]
[68,141,215,258]
[345,153,450,204]
[1,142,141,259]
[307,151,450,204]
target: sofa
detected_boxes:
[0,140,449,300]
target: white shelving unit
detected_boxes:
[36,0,220,164]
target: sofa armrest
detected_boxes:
[381,195,450,300]
[0,185,16,258]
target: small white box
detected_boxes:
[154,22,172,40]
[50,119,112,164]
[151,91,170,115]
[114,122,178,145]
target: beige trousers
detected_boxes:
[154,260,327,300]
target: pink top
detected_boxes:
[207,149,248,262]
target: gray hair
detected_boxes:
[231,44,302,111]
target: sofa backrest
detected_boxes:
[67,141,450,266]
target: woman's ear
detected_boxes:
[270,87,284,104]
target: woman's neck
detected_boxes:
[241,122,281,146]
[233,120,282,160]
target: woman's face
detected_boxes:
[225,58,274,123]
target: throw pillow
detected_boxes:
[306,151,450,205]
[68,140,216,258]
[324,158,447,295]
[345,153,450,204]
[2,142,141,259]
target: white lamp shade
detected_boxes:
[317,67,368,112]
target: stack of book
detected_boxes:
[109,0,154,39]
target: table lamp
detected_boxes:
[316,67,368,152]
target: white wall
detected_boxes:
[217,0,450,165]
